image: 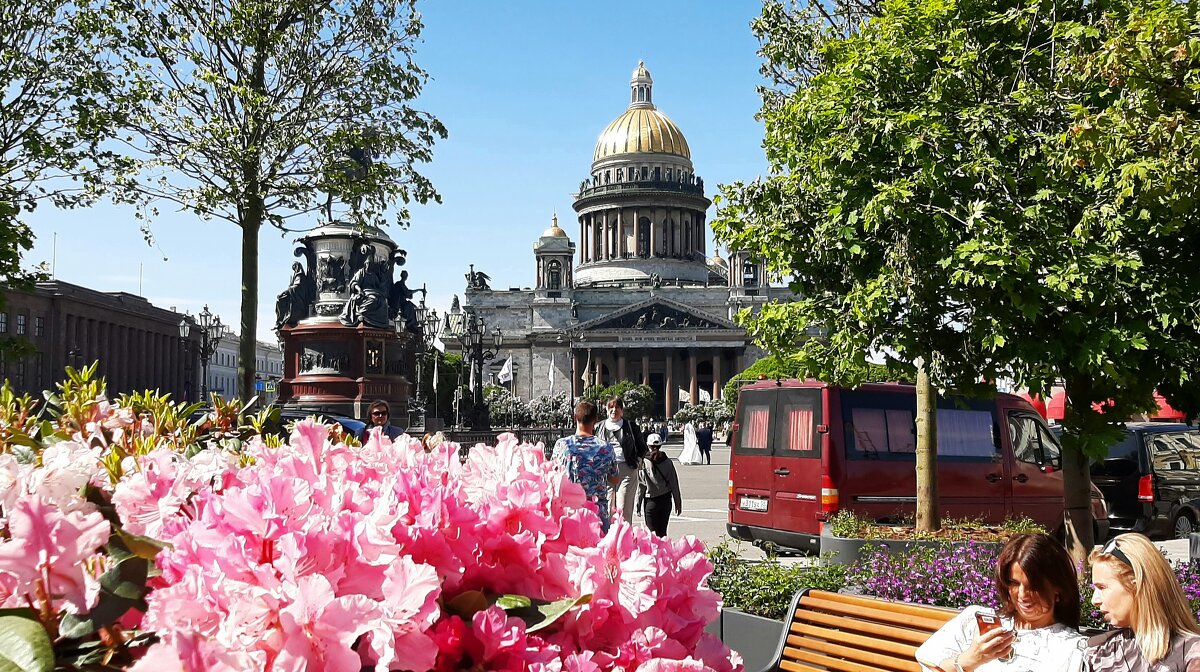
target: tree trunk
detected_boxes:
[1061,375,1096,568]
[915,359,939,532]
[238,204,261,402]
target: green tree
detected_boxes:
[717,0,1200,559]
[126,0,446,399]
[583,381,656,421]
[1,0,137,358]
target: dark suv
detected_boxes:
[1088,423,1200,539]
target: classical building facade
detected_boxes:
[0,281,196,400]
[450,63,790,418]
[208,337,284,405]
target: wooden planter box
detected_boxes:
[709,607,787,672]
[820,528,1001,566]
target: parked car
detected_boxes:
[1086,422,1200,539]
[726,380,1096,554]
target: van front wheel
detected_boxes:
[1173,512,1195,539]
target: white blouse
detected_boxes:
[915,605,1086,672]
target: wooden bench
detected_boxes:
[756,588,959,672]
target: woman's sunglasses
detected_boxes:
[1100,538,1133,567]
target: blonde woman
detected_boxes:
[1087,533,1200,671]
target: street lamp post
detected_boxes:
[411,298,443,425]
[452,312,501,431]
[179,305,227,403]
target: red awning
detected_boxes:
[1153,393,1187,421]
[1047,390,1067,421]
[1018,392,1049,420]
[1045,389,1186,422]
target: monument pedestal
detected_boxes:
[277,322,416,420]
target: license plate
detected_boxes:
[739,497,768,512]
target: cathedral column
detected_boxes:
[641,351,650,385]
[649,212,658,258]
[712,351,723,400]
[617,351,626,381]
[688,349,698,406]
[617,209,625,257]
[735,351,744,377]
[664,351,676,418]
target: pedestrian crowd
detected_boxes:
[551,396,713,536]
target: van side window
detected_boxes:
[936,409,997,459]
[1009,413,1061,469]
[850,408,914,456]
[1149,432,1200,471]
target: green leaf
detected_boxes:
[494,594,532,610]
[0,609,54,672]
[505,594,592,633]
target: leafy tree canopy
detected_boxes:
[123,0,446,397]
[1,0,140,357]
[716,0,1200,455]
[717,0,1200,556]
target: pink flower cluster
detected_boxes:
[115,423,740,671]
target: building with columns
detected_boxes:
[449,62,790,419]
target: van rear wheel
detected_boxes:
[1173,512,1195,539]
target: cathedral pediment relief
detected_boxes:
[578,299,739,332]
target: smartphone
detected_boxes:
[975,610,1001,634]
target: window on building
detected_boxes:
[31,353,42,389]
[1,313,8,333]
[34,317,44,337]
[547,260,562,290]
[15,314,26,335]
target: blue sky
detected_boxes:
[27,1,771,340]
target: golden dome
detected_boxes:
[593,61,691,162]
[593,107,691,161]
[542,213,567,238]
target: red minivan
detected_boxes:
[727,379,1071,553]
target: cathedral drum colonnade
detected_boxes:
[450,62,785,421]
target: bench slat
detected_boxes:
[807,590,958,622]
[791,609,935,646]
[784,636,922,672]
[797,596,950,632]
[782,646,908,672]
[790,622,919,657]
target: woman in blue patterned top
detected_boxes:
[553,400,619,534]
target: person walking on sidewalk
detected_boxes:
[636,433,682,537]
[595,395,647,525]
[696,422,714,465]
[552,400,619,534]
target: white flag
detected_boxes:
[469,361,476,394]
[582,349,592,385]
[679,387,691,404]
[433,357,439,392]
[498,357,514,384]
[699,388,712,403]
[548,360,555,392]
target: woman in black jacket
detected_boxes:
[636,433,682,536]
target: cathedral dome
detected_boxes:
[592,61,691,162]
[542,213,567,238]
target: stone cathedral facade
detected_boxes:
[451,62,790,418]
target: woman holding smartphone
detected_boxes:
[1086,534,1200,671]
[916,533,1086,671]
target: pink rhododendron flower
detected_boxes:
[104,419,740,671]
[0,494,110,613]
